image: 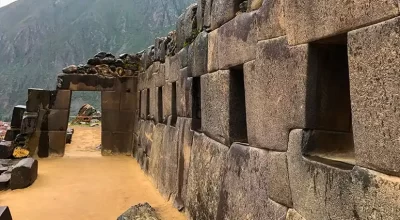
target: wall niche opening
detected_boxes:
[146,88,150,119]
[304,33,355,167]
[157,87,163,124]
[192,77,202,131]
[229,65,248,144]
[171,82,177,126]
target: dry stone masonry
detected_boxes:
[4,0,400,219]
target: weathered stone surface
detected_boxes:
[219,143,288,219]
[207,29,219,73]
[117,203,160,220]
[176,3,198,51]
[175,118,193,207]
[139,90,147,119]
[348,17,400,176]
[210,0,241,30]
[139,120,155,156]
[266,151,292,207]
[26,88,46,112]
[153,87,163,123]
[38,131,67,157]
[51,90,72,109]
[21,112,38,135]
[178,47,188,69]
[350,166,400,220]
[165,55,180,83]
[248,0,263,11]
[11,105,26,129]
[217,12,257,70]
[177,68,192,118]
[101,132,133,156]
[162,83,172,122]
[254,0,285,41]
[286,209,306,220]
[158,125,179,199]
[46,109,69,131]
[0,206,12,220]
[148,124,166,188]
[101,91,121,110]
[246,37,307,151]
[154,63,165,87]
[285,0,399,45]
[10,158,38,190]
[186,132,228,220]
[57,74,115,91]
[0,141,13,159]
[196,0,206,31]
[62,65,78,74]
[288,129,355,220]
[201,71,229,145]
[188,31,208,77]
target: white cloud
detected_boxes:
[0,0,18,8]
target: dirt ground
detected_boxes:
[0,125,185,220]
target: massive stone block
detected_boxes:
[26,89,48,112]
[348,17,400,176]
[254,0,285,41]
[101,91,121,111]
[175,118,193,207]
[162,83,173,122]
[210,0,241,30]
[139,120,155,156]
[201,71,229,145]
[46,109,69,131]
[177,68,192,118]
[165,54,181,83]
[350,166,400,220]
[217,12,257,70]
[201,70,247,145]
[265,151,292,207]
[38,131,67,157]
[176,3,198,52]
[10,158,38,190]
[287,129,355,220]
[158,125,179,199]
[154,63,165,87]
[10,105,26,129]
[20,112,38,134]
[148,123,166,187]
[284,0,399,45]
[207,29,219,73]
[196,0,206,31]
[246,37,307,151]
[188,31,208,77]
[186,132,228,220]
[288,129,400,220]
[218,143,288,219]
[101,132,133,155]
[57,74,115,91]
[4,129,20,142]
[51,90,71,110]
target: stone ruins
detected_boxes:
[2,0,400,219]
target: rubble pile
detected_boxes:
[71,104,101,125]
[62,52,142,77]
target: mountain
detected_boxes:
[0,0,193,119]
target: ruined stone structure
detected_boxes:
[4,0,400,219]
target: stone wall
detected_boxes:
[134,0,400,219]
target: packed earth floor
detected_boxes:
[0,126,184,220]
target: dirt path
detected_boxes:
[0,126,185,220]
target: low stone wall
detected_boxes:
[134,0,400,219]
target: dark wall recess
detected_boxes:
[305,34,355,166]
[229,65,248,144]
[192,77,202,131]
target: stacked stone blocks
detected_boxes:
[134,0,400,219]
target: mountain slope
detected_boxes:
[0,0,193,119]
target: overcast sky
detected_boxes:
[0,0,17,8]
